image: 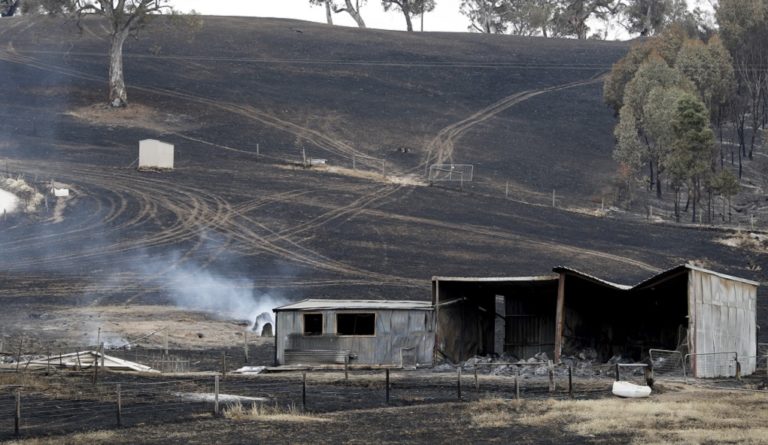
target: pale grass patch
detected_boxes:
[468,398,548,429]
[517,390,768,444]
[223,401,329,423]
[4,430,116,445]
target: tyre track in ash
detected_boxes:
[421,73,607,169]
[404,71,661,273]
[0,44,420,289]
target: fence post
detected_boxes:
[256,143,260,160]
[548,361,555,392]
[93,350,99,384]
[552,189,556,208]
[302,372,307,411]
[505,181,509,199]
[213,375,220,417]
[344,356,349,382]
[243,329,249,364]
[474,366,479,392]
[568,366,573,399]
[644,366,653,387]
[615,363,620,382]
[14,388,20,436]
[515,367,520,400]
[385,369,390,405]
[457,367,462,400]
[116,384,122,427]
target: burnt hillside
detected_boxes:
[0,16,764,339]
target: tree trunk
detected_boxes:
[325,0,334,25]
[343,0,366,27]
[403,8,413,31]
[648,160,654,192]
[108,30,129,108]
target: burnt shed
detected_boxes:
[274,299,434,368]
[433,264,758,377]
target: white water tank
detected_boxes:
[139,139,174,170]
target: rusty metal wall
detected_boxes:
[276,309,434,366]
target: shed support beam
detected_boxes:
[554,273,566,364]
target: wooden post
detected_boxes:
[615,363,620,382]
[548,361,555,392]
[644,366,652,387]
[302,372,307,411]
[96,327,101,351]
[46,350,50,375]
[256,143,260,160]
[505,181,509,199]
[15,336,23,373]
[457,367,462,400]
[385,369,390,405]
[243,329,249,364]
[554,274,566,364]
[474,366,479,392]
[302,148,307,167]
[736,361,742,381]
[116,384,122,427]
[93,350,99,384]
[14,389,20,436]
[568,366,573,398]
[344,356,349,382]
[515,367,520,400]
[164,331,169,357]
[214,375,220,417]
[101,343,105,369]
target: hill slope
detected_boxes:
[0,16,764,338]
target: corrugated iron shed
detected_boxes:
[275,299,432,312]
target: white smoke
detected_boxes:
[164,265,284,333]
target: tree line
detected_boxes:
[308,1,712,38]
[604,0,768,224]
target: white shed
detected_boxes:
[139,139,174,170]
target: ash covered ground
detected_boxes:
[0,15,765,351]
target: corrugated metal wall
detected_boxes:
[276,309,434,366]
[689,269,758,377]
[505,294,556,359]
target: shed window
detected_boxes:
[336,313,375,336]
[303,313,323,335]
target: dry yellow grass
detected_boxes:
[469,386,768,444]
[4,430,116,445]
[223,401,329,423]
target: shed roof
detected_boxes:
[274,299,433,312]
[432,275,558,283]
[553,263,759,291]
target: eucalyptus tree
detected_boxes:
[381,0,434,31]
[25,0,187,108]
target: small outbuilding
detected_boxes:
[433,264,759,378]
[138,139,174,170]
[274,299,434,368]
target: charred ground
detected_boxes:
[0,15,765,341]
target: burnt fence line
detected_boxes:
[1,367,630,439]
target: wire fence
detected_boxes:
[0,360,637,441]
